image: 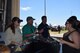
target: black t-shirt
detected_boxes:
[62,30,80,53]
[38,23,50,38]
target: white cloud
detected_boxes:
[21,7,31,11]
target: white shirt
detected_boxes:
[4,27,22,45]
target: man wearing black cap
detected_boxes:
[22,16,36,42]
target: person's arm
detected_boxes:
[38,24,44,34]
[22,26,27,41]
[5,28,14,45]
[22,26,34,42]
[22,26,26,37]
[71,32,80,49]
[60,32,80,49]
[17,28,22,45]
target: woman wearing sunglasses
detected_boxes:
[5,17,23,46]
[59,16,80,53]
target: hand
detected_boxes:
[25,34,31,37]
[23,40,29,43]
[59,39,66,44]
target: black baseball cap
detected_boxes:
[26,16,35,21]
[12,17,23,23]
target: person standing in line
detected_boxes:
[57,25,61,34]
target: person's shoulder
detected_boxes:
[16,27,21,30]
[6,27,11,31]
[22,24,27,28]
[63,32,68,36]
[72,31,80,36]
[71,31,80,40]
[39,23,42,25]
[5,27,12,34]
[38,23,42,27]
[23,24,27,27]
[46,24,49,26]
[32,26,36,29]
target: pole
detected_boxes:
[44,0,46,16]
[3,0,7,32]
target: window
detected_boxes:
[0,0,5,32]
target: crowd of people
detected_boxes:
[0,15,80,53]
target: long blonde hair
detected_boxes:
[0,44,10,53]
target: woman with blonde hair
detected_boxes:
[0,44,10,53]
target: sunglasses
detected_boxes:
[18,20,23,23]
[65,22,69,25]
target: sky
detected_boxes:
[20,0,80,26]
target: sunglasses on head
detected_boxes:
[65,22,69,25]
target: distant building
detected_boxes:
[0,0,20,32]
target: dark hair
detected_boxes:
[0,44,10,53]
[6,17,22,34]
[69,16,77,20]
[77,21,80,31]
[66,16,79,30]
[5,21,15,34]
[12,17,23,23]
[41,16,47,20]
[77,21,80,28]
